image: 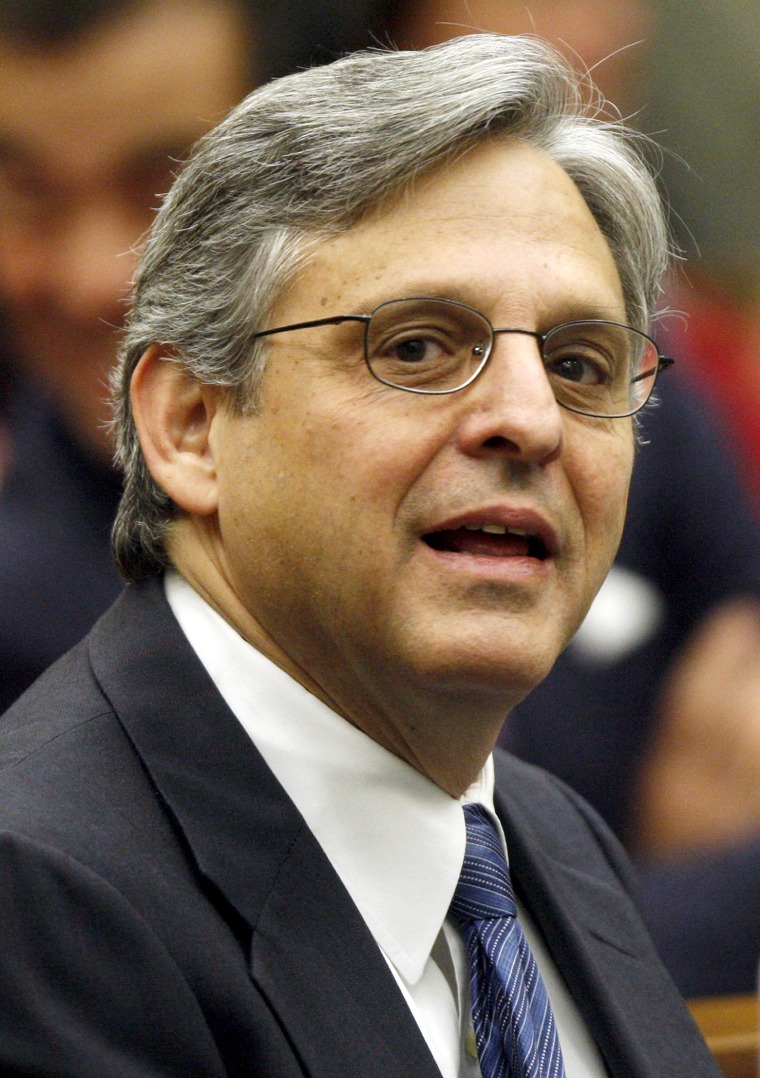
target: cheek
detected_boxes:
[0,235,39,303]
[574,427,634,557]
[304,391,445,513]
[222,372,452,586]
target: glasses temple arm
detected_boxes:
[631,355,675,384]
[252,315,369,340]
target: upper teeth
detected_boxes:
[463,524,529,536]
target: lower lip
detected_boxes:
[420,542,553,583]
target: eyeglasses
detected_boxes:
[251,296,675,418]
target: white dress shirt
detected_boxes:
[165,572,607,1077]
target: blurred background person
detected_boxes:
[381,0,760,998]
[0,0,259,709]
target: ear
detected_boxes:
[130,345,222,517]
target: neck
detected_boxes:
[168,520,515,797]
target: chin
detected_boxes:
[404,635,560,703]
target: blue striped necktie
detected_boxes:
[449,803,566,1078]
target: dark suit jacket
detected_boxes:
[0,389,123,711]
[0,580,719,1076]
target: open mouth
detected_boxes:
[423,524,549,559]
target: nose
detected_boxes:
[454,332,564,464]
[42,199,139,326]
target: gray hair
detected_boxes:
[112,32,670,581]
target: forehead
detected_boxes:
[274,140,626,326]
[0,0,251,184]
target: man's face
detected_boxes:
[205,141,634,740]
[0,0,251,457]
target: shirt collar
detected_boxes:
[164,571,496,985]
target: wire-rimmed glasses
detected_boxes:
[251,296,675,418]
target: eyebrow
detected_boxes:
[346,286,626,327]
[347,285,481,317]
[0,132,190,197]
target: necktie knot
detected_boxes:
[449,803,517,925]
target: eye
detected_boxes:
[543,328,618,387]
[545,350,609,385]
[0,165,55,227]
[370,324,466,391]
[365,298,492,392]
[389,334,447,364]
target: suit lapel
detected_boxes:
[249,822,443,1078]
[87,581,441,1078]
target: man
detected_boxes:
[0,0,257,709]
[0,35,718,1077]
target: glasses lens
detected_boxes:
[542,321,660,417]
[365,298,491,393]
